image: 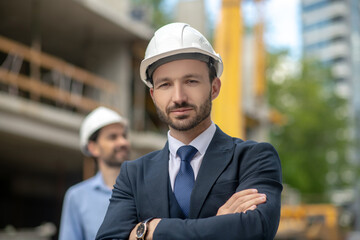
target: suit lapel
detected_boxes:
[144,142,170,218]
[190,127,235,218]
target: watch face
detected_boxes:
[136,223,145,238]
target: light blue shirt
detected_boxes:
[59,172,112,240]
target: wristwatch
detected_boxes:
[136,217,154,240]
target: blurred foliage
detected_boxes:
[131,0,173,28]
[267,51,351,202]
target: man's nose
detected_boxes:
[172,84,187,104]
[116,136,130,147]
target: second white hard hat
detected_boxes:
[79,106,127,156]
[140,22,223,88]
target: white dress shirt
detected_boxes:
[168,122,216,190]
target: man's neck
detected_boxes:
[98,162,121,189]
[169,118,212,144]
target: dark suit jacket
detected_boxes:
[96,126,283,240]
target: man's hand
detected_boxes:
[129,218,161,240]
[216,189,266,216]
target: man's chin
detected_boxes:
[169,120,197,131]
[104,158,127,168]
[105,161,123,168]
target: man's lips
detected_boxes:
[170,107,193,115]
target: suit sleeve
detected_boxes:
[96,161,138,240]
[154,142,283,240]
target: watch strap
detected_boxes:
[143,217,155,225]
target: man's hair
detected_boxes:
[208,57,217,83]
[87,128,101,168]
[88,128,100,143]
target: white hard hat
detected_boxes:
[140,22,223,88]
[79,106,127,156]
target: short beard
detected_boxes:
[103,159,122,168]
[103,147,129,168]
[155,93,212,131]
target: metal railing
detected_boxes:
[0,35,118,112]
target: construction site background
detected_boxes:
[0,0,359,239]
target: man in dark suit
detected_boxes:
[96,22,282,240]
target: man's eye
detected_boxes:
[157,83,169,88]
[187,80,198,84]
[108,135,117,140]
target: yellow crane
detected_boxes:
[212,0,244,139]
[212,0,266,139]
[254,0,266,98]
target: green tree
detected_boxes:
[131,0,172,28]
[267,52,350,202]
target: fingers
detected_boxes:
[129,224,138,240]
[235,194,266,213]
[220,189,258,210]
[244,204,257,214]
[228,192,266,214]
[216,189,267,216]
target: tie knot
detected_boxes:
[177,145,198,163]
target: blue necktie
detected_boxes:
[174,145,198,217]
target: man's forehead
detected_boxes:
[152,59,208,80]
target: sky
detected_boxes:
[163,0,302,59]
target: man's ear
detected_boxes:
[150,88,155,101]
[87,141,100,158]
[211,77,221,100]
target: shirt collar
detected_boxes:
[91,171,112,192]
[168,122,216,157]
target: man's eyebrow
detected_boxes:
[154,73,203,85]
[182,73,202,79]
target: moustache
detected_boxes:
[113,146,129,153]
[167,102,196,114]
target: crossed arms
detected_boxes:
[129,189,268,239]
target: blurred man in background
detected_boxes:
[59,106,131,240]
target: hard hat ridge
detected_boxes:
[140,22,223,88]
